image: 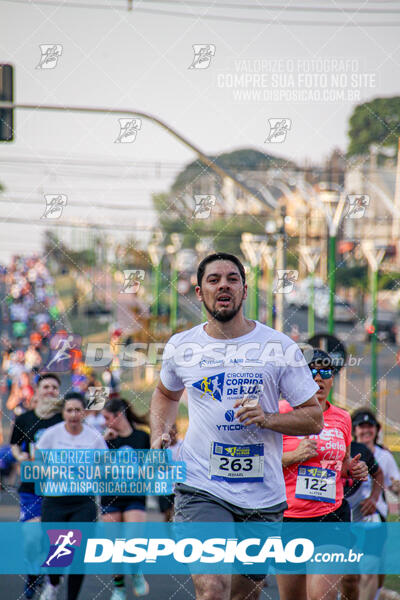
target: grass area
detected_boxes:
[55,273,76,310]
[68,315,110,340]
[385,575,400,593]
[55,272,111,341]
[393,452,400,468]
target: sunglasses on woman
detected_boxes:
[309,367,333,380]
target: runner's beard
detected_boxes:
[202,294,245,322]
[35,395,63,419]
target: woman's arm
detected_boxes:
[360,466,384,516]
[282,437,319,468]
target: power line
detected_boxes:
[115,6,400,26]
[0,216,155,231]
[0,215,281,236]
[1,196,158,211]
[2,0,400,25]
[4,0,400,12]
[142,0,400,13]
[0,156,184,169]
[0,198,283,217]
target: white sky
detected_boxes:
[0,1,399,259]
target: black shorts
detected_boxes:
[283,500,351,523]
[158,494,174,514]
[100,498,146,515]
[282,500,354,573]
[42,496,97,523]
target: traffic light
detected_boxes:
[0,64,14,141]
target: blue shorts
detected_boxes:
[19,492,42,522]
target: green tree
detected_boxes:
[347,97,400,159]
[171,148,297,193]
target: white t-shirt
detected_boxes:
[36,422,107,450]
[170,439,183,462]
[160,321,319,509]
[349,445,400,519]
[374,445,400,489]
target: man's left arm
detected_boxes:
[234,396,323,435]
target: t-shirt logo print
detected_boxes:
[42,529,82,567]
[193,373,225,402]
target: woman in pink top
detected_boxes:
[277,349,368,600]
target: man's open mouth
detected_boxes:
[216,295,231,305]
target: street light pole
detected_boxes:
[166,233,183,333]
[263,245,275,328]
[240,233,268,322]
[148,238,164,319]
[315,184,347,335]
[196,237,214,322]
[361,241,385,411]
[0,102,273,214]
[275,205,287,333]
[371,266,378,408]
[328,233,337,335]
[299,245,321,337]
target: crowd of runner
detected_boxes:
[1,252,400,600]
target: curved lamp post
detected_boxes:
[298,245,321,337]
[196,237,214,321]
[361,241,386,411]
[148,231,165,319]
[166,233,183,332]
[241,233,269,321]
[297,180,347,335]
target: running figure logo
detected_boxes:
[345,194,369,219]
[193,195,216,219]
[87,386,110,410]
[265,118,291,143]
[36,44,63,69]
[120,270,145,294]
[273,270,298,294]
[193,373,225,402]
[41,194,67,220]
[42,529,82,567]
[46,332,81,372]
[114,118,142,143]
[189,44,216,69]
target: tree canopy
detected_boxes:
[347,97,400,159]
[171,148,297,192]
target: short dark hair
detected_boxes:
[63,391,86,409]
[197,253,246,287]
[37,372,61,387]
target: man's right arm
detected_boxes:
[150,380,183,449]
[11,444,29,462]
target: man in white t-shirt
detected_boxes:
[150,252,323,600]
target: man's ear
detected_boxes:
[195,285,202,301]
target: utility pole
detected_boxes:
[392,137,400,262]
[0,102,273,213]
[361,241,385,411]
[275,204,287,333]
[299,246,321,337]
